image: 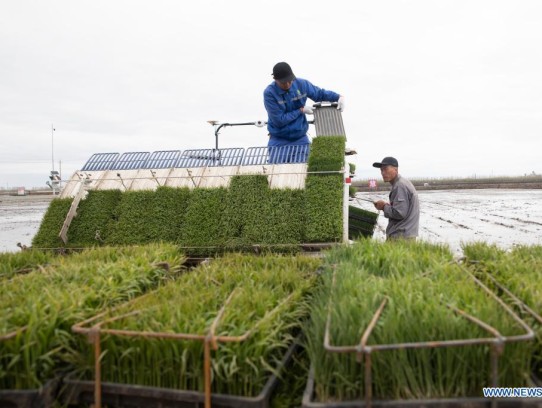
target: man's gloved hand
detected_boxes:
[302,105,314,115]
[337,96,345,112]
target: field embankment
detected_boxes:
[353,175,542,191]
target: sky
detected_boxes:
[1,0,541,188]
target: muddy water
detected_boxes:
[355,189,542,255]
[0,194,54,252]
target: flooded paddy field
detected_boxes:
[355,189,542,255]
[0,194,54,252]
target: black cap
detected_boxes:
[272,62,295,82]
[372,157,399,168]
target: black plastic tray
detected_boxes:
[302,366,542,408]
[0,378,59,408]
[61,338,299,408]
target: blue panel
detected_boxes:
[242,146,269,165]
[112,152,150,170]
[143,150,181,169]
[176,148,244,168]
[269,144,310,164]
[81,153,120,171]
[242,145,310,165]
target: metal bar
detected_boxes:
[359,298,388,358]
[486,273,542,325]
[343,168,349,243]
[364,352,373,408]
[91,328,102,408]
[319,263,537,405]
[0,326,28,341]
[460,264,535,342]
[58,181,87,244]
[71,281,303,408]
[66,169,341,184]
[446,304,503,339]
[204,336,212,408]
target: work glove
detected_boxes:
[303,105,314,115]
[337,96,345,112]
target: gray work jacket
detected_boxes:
[383,174,420,238]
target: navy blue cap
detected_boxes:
[373,157,399,168]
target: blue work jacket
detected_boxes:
[263,78,340,146]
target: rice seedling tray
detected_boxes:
[348,206,378,239]
[0,378,59,408]
[302,366,542,408]
[60,338,299,408]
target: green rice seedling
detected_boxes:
[348,185,357,198]
[348,206,378,239]
[151,186,191,243]
[31,132,348,252]
[222,175,270,250]
[304,136,345,243]
[223,176,305,252]
[270,345,310,408]
[0,243,184,390]
[0,250,57,279]
[306,240,532,402]
[67,190,123,247]
[106,190,158,245]
[510,245,542,262]
[78,254,321,397]
[348,162,356,176]
[463,242,542,379]
[180,187,229,256]
[31,198,72,248]
[462,241,507,263]
[305,175,343,243]
[325,238,453,278]
[105,188,192,245]
[307,136,346,173]
[246,188,305,253]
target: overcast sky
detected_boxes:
[1,0,541,188]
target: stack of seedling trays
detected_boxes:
[348,206,379,240]
[0,244,183,408]
[62,254,321,408]
[32,136,348,257]
[303,239,542,407]
[463,243,542,388]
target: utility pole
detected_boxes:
[48,125,60,195]
[52,124,55,172]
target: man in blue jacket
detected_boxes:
[263,62,344,163]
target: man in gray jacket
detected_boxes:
[372,157,419,240]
